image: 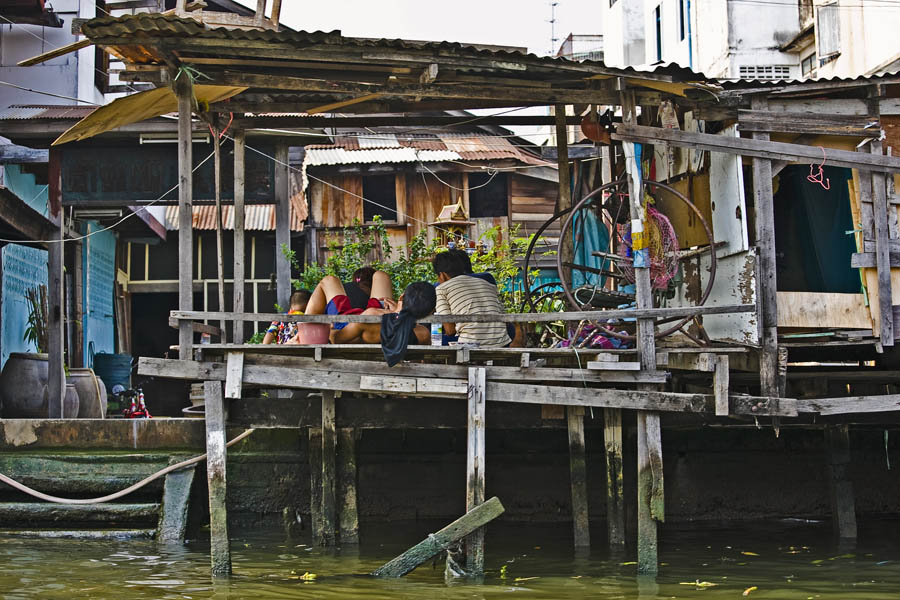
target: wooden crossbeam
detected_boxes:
[611,124,900,173]
[170,303,755,324]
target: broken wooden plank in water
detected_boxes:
[370,496,504,577]
[796,394,900,415]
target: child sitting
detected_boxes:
[262,289,311,344]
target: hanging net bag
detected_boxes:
[618,205,679,290]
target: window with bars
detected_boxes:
[738,65,792,80]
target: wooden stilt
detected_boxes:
[308,427,324,545]
[176,71,195,359]
[203,380,231,576]
[337,427,359,544]
[619,82,663,575]
[603,407,625,547]
[157,464,197,543]
[825,424,857,540]
[567,406,590,549]
[46,148,65,417]
[233,130,246,343]
[465,366,487,574]
[321,390,337,546]
[212,120,227,342]
[714,355,730,416]
[274,142,291,310]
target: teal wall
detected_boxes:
[82,221,116,364]
[2,165,48,216]
[0,244,49,369]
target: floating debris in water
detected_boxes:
[514,576,539,582]
[742,551,760,556]
[678,580,718,588]
[743,585,758,595]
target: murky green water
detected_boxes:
[2,520,900,599]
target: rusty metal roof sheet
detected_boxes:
[165,204,305,231]
[305,147,461,166]
[80,13,706,82]
[0,105,96,120]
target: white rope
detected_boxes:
[0,428,255,505]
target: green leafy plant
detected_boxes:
[247,331,266,344]
[23,285,48,353]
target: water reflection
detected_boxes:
[0,520,899,598]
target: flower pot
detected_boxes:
[0,352,48,418]
[67,368,106,419]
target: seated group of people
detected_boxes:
[263,249,512,363]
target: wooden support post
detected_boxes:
[176,72,195,359]
[224,351,244,400]
[567,406,590,549]
[308,427,324,545]
[233,130,246,343]
[603,407,625,547]
[204,380,231,576]
[714,355,730,416]
[212,119,227,342]
[751,96,780,396]
[337,427,359,544]
[274,142,291,311]
[320,390,337,546]
[466,367,487,574]
[47,148,65,418]
[555,104,573,283]
[868,86,893,345]
[157,464,197,543]
[825,425,857,540]
[371,497,505,577]
[619,81,664,575]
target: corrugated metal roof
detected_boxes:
[305,147,461,166]
[0,105,96,120]
[165,204,305,231]
[80,13,705,82]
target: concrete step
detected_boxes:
[0,528,155,539]
[0,502,160,524]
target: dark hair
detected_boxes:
[290,290,312,307]
[447,248,474,274]
[431,251,465,279]
[401,281,437,318]
[352,266,376,291]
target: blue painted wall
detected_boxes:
[0,244,49,369]
[82,221,116,363]
[2,165,48,216]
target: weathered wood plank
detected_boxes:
[321,391,337,546]
[611,124,900,173]
[204,380,231,576]
[603,408,625,547]
[157,465,196,543]
[714,355,730,417]
[371,496,504,577]
[224,352,244,400]
[0,144,48,164]
[586,361,641,371]
[337,428,359,544]
[233,130,246,343]
[170,303,755,324]
[465,367,487,574]
[871,164,895,345]
[637,411,663,575]
[567,406,590,549]
[177,71,194,360]
[737,109,876,137]
[665,352,716,372]
[796,394,900,415]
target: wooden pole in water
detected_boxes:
[337,427,359,544]
[466,367,487,574]
[321,390,337,546]
[204,380,231,575]
[212,119,227,342]
[603,407,625,547]
[825,424,857,540]
[618,81,663,575]
[309,427,324,545]
[567,406,590,549]
[176,70,194,360]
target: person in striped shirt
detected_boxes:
[432,251,511,348]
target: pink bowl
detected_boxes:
[296,323,331,345]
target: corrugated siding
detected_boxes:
[510,174,559,242]
[164,204,305,231]
[0,244,48,368]
[0,105,95,120]
[305,147,461,166]
[82,220,116,360]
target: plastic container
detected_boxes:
[92,352,132,397]
[430,323,442,346]
[296,323,331,345]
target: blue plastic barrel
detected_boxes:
[92,352,132,396]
